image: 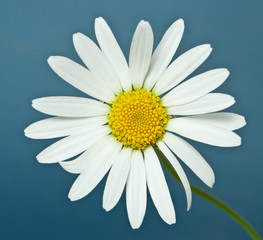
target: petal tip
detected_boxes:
[223,68,230,77]
[24,128,32,139]
[208,170,216,188]
[68,192,78,201]
[73,32,82,40]
[31,102,38,111]
[170,18,184,31]
[179,19,185,29]
[167,218,176,225]
[187,204,191,212]
[102,205,111,212]
[47,56,55,64]
[198,43,212,53]
[209,177,215,188]
[131,224,140,230]
[24,126,29,135]
[95,16,104,22]
[138,19,150,28]
[68,195,75,202]
[242,117,247,127]
[36,152,54,164]
[95,17,106,28]
[187,199,192,211]
[163,213,176,225]
[177,18,184,25]
[36,155,44,163]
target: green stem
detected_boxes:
[155,148,261,240]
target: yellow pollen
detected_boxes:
[108,89,168,149]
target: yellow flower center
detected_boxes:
[108,89,168,149]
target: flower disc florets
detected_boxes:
[108,89,168,149]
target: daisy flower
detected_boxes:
[25,17,246,229]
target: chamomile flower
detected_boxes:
[25,17,246,229]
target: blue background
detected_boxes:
[1,0,262,239]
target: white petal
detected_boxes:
[180,113,246,130]
[144,146,176,224]
[162,68,229,105]
[153,44,212,95]
[95,17,132,92]
[163,132,215,187]
[59,150,90,174]
[166,117,241,147]
[129,20,153,89]
[59,136,118,174]
[103,148,132,211]
[32,96,110,117]
[68,136,122,201]
[60,137,110,174]
[143,19,184,90]
[36,126,110,163]
[73,32,122,94]
[24,116,107,139]
[47,56,114,103]
[126,150,147,229]
[157,141,192,211]
[166,93,235,115]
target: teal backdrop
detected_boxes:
[0,0,262,239]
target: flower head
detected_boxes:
[108,89,168,149]
[25,17,246,229]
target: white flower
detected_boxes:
[25,17,246,229]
